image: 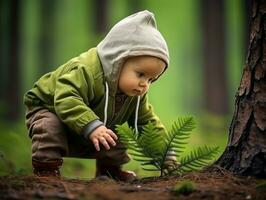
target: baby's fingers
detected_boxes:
[106,129,118,140]
[99,137,111,150]
[92,138,100,151]
[104,134,116,147]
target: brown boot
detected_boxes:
[32,159,63,178]
[96,162,137,182]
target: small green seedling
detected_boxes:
[116,116,219,176]
[171,180,196,196]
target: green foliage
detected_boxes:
[171,180,196,196]
[256,181,266,190]
[116,117,219,176]
[0,122,32,176]
[176,145,219,174]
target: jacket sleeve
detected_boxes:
[129,93,167,135]
[54,66,101,134]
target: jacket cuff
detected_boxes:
[82,119,104,139]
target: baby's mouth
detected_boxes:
[133,89,142,95]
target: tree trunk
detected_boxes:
[216,0,266,178]
[201,0,229,115]
[0,0,9,105]
[5,0,21,121]
[38,0,58,74]
[93,0,108,34]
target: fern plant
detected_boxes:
[116,117,219,177]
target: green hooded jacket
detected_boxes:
[24,10,169,138]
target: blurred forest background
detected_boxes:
[0,0,250,178]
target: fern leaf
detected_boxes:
[116,118,219,177]
[129,151,147,157]
[141,167,160,171]
[133,158,153,162]
[166,117,195,155]
[138,122,165,158]
[116,123,147,161]
[160,117,196,174]
[116,122,163,171]
[175,146,219,174]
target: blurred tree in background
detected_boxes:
[38,0,58,75]
[93,0,109,34]
[0,0,21,121]
[201,0,228,115]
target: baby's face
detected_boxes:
[118,56,166,96]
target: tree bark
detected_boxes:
[216,0,266,178]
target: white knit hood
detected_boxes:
[97,10,169,97]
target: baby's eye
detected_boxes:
[137,72,145,78]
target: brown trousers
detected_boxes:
[26,109,130,167]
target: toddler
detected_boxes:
[24,10,173,181]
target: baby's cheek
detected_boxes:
[143,86,149,93]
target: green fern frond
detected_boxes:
[141,167,161,171]
[166,117,196,157]
[115,123,147,159]
[175,146,219,174]
[160,117,196,174]
[116,118,219,177]
[116,123,137,142]
[116,122,162,169]
[138,122,165,157]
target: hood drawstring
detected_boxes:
[103,82,109,126]
[134,96,140,134]
[103,82,140,133]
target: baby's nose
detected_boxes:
[140,79,149,87]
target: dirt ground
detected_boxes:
[0,168,265,200]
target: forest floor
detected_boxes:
[0,167,265,200]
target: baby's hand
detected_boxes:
[89,125,118,151]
